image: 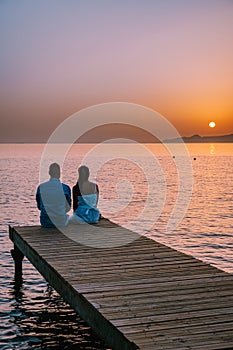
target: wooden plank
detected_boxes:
[77,278,233,296]
[79,290,233,309]
[119,313,233,333]
[126,328,233,349]
[71,273,231,292]
[111,306,233,327]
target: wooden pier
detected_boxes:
[9,220,233,349]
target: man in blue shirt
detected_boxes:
[36,163,71,228]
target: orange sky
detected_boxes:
[0,0,232,142]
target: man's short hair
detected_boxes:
[49,163,60,178]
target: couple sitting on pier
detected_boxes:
[36,163,100,228]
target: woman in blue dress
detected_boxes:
[69,165,100,224]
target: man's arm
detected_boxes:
[64,185,71,212]
[36,186,41,210]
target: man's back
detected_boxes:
[36,164,71,228]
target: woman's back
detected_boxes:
[70,166,100,224]
[79,181,98,195]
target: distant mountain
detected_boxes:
[164,134,233,143]
[2,129,233,144]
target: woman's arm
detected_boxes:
[96,184,99,205]
[73,186,78,212]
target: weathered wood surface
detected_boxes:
[9,219,233,349]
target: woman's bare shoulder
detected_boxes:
[81,181,98,194]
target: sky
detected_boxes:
[0,0,233,142]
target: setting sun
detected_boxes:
[209,121,216,128]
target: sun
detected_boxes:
[209,121,216,128]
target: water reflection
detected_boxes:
[8,278,109,349]
[209,143,215,155]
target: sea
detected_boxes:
[0,143,232,349]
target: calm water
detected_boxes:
[0,143,233,349]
